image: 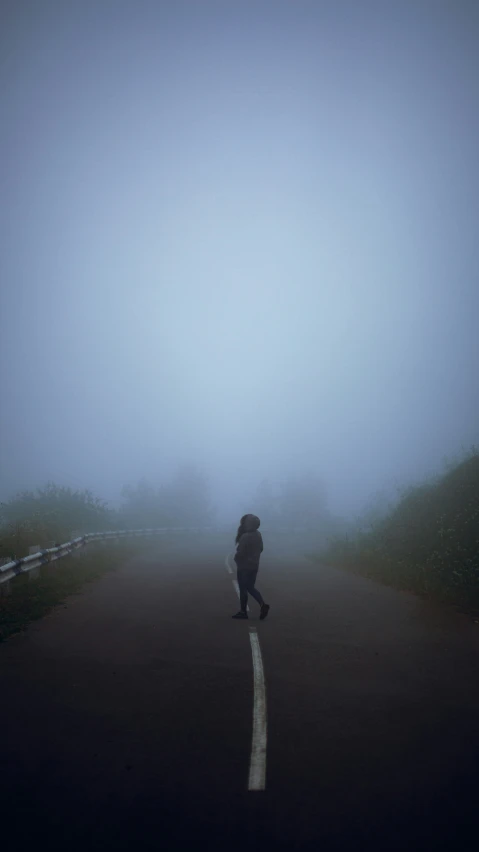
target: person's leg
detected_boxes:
[237,568,249,613]
[245,569,265,607]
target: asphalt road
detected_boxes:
[1,536,479,851]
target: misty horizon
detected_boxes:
[1,0,478,525]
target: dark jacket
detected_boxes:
[234,514,263,569]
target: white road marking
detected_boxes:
[224,552,266,789]
[248,627,267,791]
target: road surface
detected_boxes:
[1,535,479,851]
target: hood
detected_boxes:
[243,514,261,532]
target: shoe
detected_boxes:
[259,604,270,621]
[232,611,248,619]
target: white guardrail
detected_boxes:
[0,527,219,588]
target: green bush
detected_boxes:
[0,483,114,559]
[320,448,479,613]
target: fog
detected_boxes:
[1,0,478,525]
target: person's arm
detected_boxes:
[235,533,249,562]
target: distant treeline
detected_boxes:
[0,464,214,560]
[320,448,479,614]
[0,470,347,560]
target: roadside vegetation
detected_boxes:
[320,448,479,614]
[0,546,133,642]
[0,465,214,641]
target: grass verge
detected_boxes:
[0,542,142,642]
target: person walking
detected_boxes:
[232,513,270,620]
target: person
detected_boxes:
[232,513,270,620]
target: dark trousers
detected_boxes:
[237,565,264,612]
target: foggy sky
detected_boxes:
[1,0,478,521]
